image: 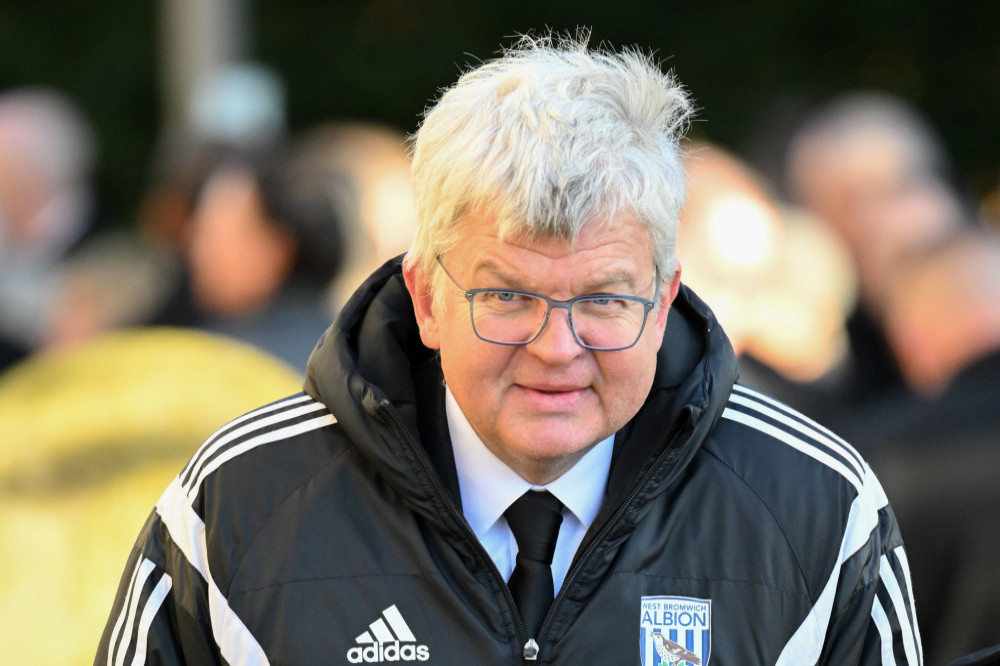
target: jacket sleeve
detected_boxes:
[777,467,923,665]
[819,512,923,665]
[94,505,221,665]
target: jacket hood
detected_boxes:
[304,255,738,518]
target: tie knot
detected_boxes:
[504,490,564,564]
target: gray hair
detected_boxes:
[785,92,950,199]
[0,87,96,192]
[405,31,693,292]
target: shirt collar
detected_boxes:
[445,387,612,539]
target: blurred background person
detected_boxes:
[783,92,974,411]
[0,67,335,666]
[132,62,291,332]
[840,228,1000,664]
[182,145,348,372]
[779,99,1000,661]
[295,121,418,308]
[678,142,857,423]
[0,87,100,372]
[39,63,313,361]
[138,62,287,259]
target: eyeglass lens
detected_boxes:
[470,291,647,349]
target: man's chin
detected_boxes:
[498,426,603,472]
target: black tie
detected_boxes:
[504,490,564,639]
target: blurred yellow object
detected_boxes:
[0,327,304,665]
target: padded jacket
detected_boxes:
[96,257,922,665]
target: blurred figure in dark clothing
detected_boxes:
[183,147,348,372]
[840,229,1000,664]
[135,62,290,332]
[39,140,230,353]
[784,92,970,412]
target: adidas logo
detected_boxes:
[347,604,431,663]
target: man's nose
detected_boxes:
[527,307,584,361]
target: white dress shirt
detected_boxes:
[445,388,613,591]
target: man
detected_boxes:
[97,34,921,664]
[0,87,99,370]
[841,229,1000,664]
[782,92,969,420]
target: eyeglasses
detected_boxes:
[436,256,660,351]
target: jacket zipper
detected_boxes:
[378,400,535,657]
[534,417,691,648]
[381,397,691,662]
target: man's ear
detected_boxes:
[653,261,683,339]
[403,260,442,350]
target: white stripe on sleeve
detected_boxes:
[130,572,173,666]
[774,466,885,665]
[113,558,156,666]
[722,407,863,491]
[895,546,924,664]
[872,597,896,665]
[156,477,272,666]
[106,559,144,666]
[880,554,920,665]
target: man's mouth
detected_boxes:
[517,385,589,410]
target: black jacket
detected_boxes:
[97,257,921,665]
[841,349,1000,665]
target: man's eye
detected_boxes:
[587,296,626,308]
[478,291,530,307]
[577,296,634,317]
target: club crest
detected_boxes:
[639,596,711,666]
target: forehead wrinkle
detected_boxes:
[470,255,645,295]
[469,258,530,289]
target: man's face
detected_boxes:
[405,210,680,484]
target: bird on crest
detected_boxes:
[648,630,701,665]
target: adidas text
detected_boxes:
[348,605,430,663]
[347,642,430,663]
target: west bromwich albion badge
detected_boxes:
[639,596,711,665]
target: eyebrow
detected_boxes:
[470,261,526,288]
[470,260,640,294]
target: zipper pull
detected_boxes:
[522,637,540,660]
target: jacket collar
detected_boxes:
[304,256,739,519]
